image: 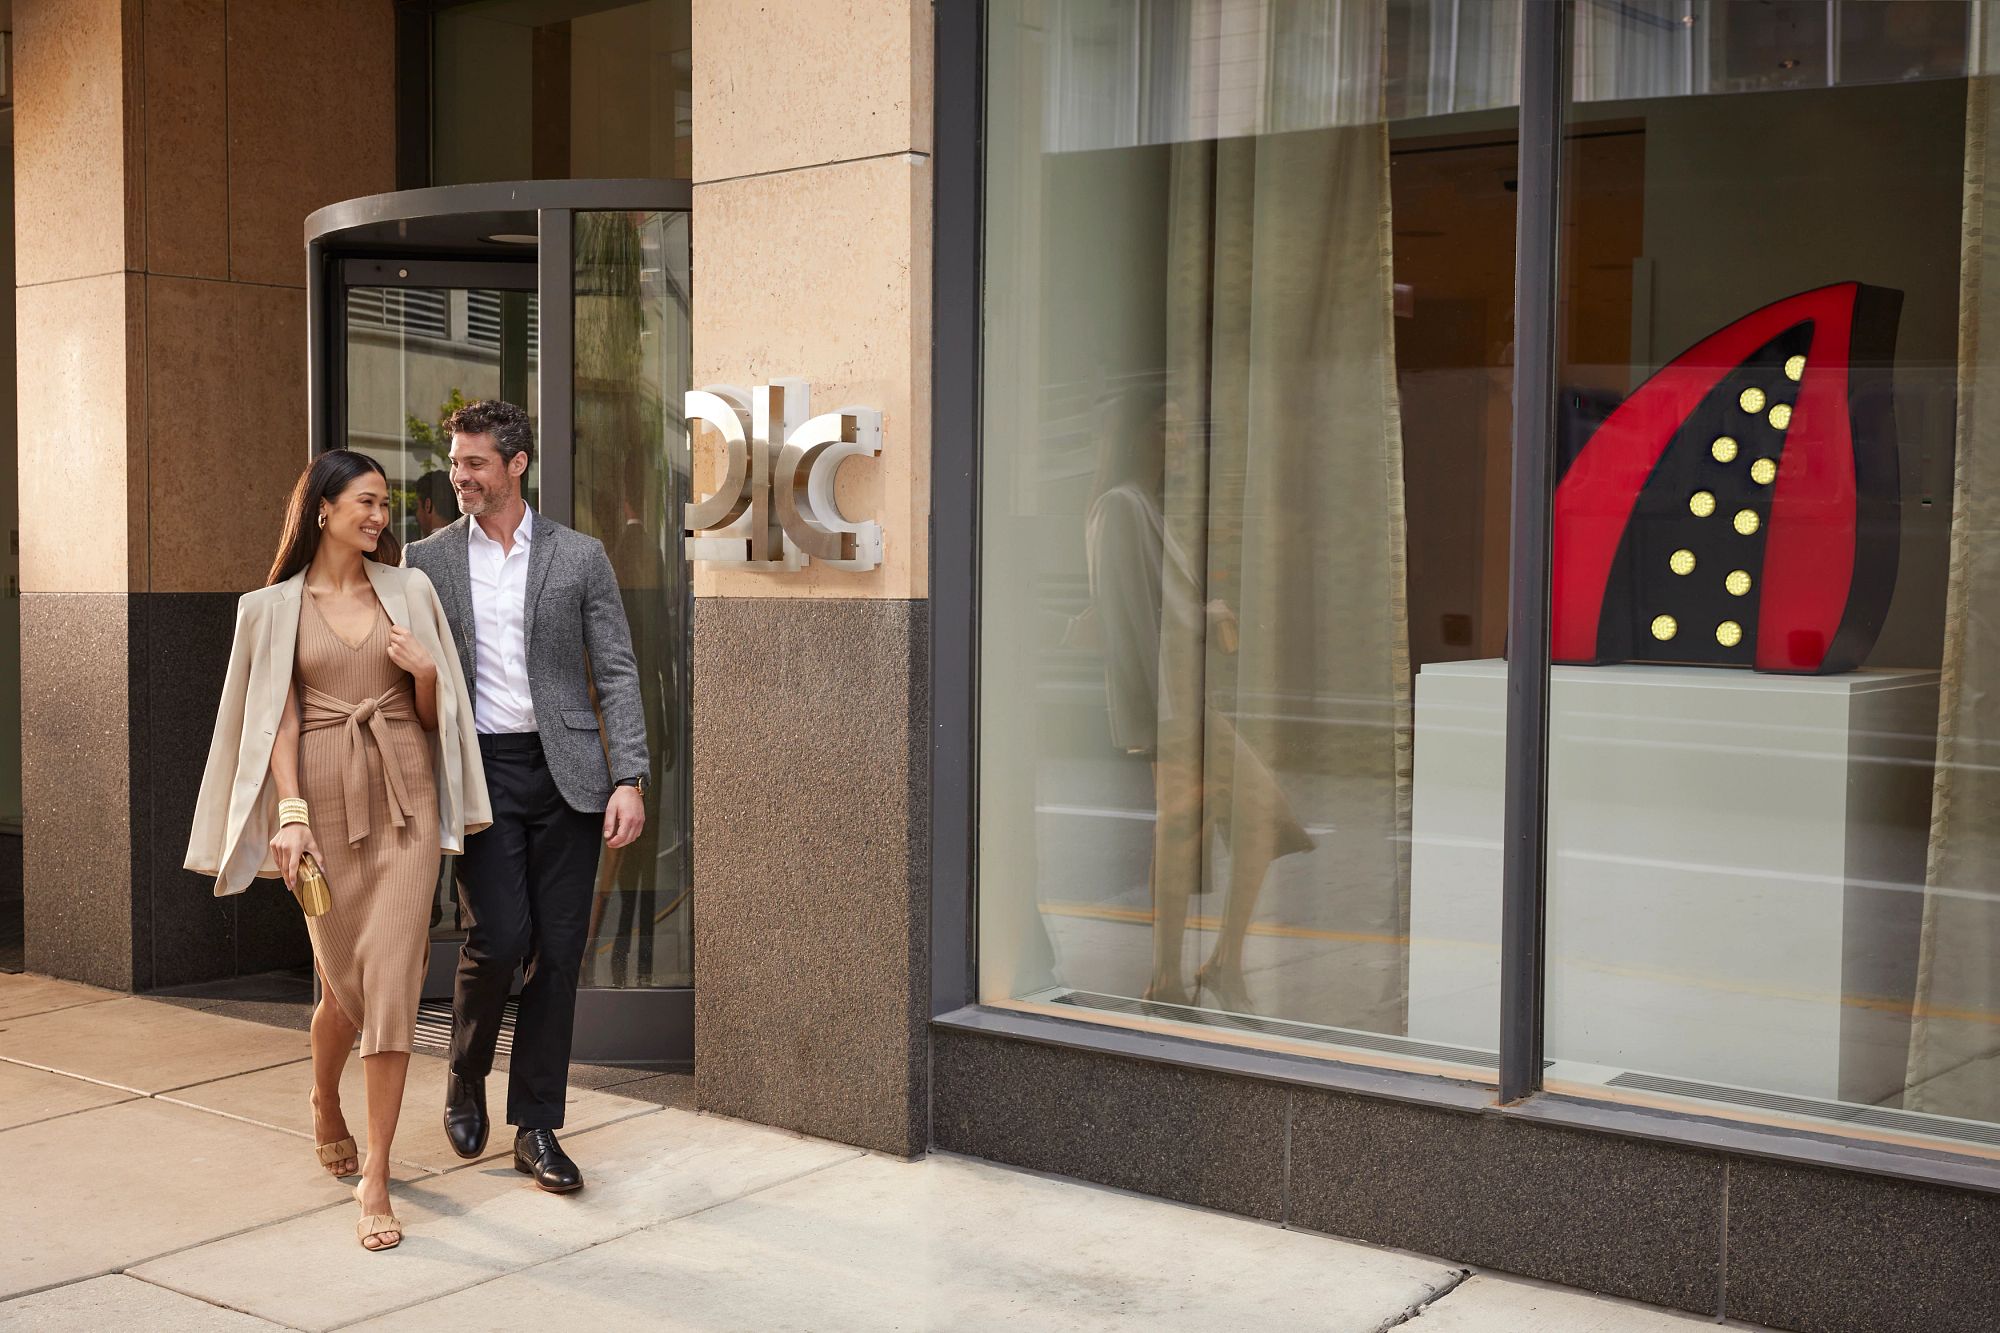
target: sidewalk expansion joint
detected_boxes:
[0,994,124,1023]
[0,1095,143,1135]
[0,1054,149,1097]
[0,1186,377,1309]
[125,1270,301,1330]
[1368,1267,1474,1332]
[321,1146,868,1333]
[154,1056,316,1097]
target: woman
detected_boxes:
[186,449,490,1252]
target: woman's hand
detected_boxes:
[270,821,324,892]
[386,626,436,681]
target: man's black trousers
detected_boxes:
[450,732,600,1129]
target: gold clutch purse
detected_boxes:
[296,853,332,918]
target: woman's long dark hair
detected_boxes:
[266,449,403,586]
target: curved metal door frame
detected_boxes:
[306,178,692,517]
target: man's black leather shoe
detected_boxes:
[443,1072,489,1160]
[514,1127,583,1193]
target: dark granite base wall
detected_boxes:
[692,597,930,1157]
[933,1027,2000,1333]
[144,592,310,985]
[1286,1084,1723,1312]
[1725,1158,2000,1333]
[0,832,23,971]
[22,591,308,992]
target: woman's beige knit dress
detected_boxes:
[296,589,439,1057]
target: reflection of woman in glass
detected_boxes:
[1081,390,1312,1013]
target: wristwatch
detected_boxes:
[617,773,648,797]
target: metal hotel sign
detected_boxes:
[682,379,884,571]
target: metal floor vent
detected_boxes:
[1049,989,1501,1070]
[414,998,515,1060]
[1606,1072,2000,1151]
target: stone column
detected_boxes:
[688,1,934,1155]
[17,0,395,989]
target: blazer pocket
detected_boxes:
[562,709,602,731]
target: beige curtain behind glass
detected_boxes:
[1909,71,2000,1118]
[1155,38,1411,1026]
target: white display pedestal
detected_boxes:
[1406,659,1938,1103]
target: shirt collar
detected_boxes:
[468,505,534,551]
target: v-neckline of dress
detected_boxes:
[308,586,384,653]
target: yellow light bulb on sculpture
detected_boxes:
[1717,620,1744,647]
[1651,614,1678,641]
[1750,457,1776,485]
[1734,509,1760,535]
[1669,549,1696,576]
[1726,569,1752,596]
[1740,386,1767,414]
[1769,403,1793,430]
[1785,355,1806,381]
[1712,436,1739,463]
[1690,491,1717,518]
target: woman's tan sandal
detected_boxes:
[356,1213,403,1251]
[315,1137,358,1176]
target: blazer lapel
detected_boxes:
[523,514,557,656]
[363,558,410,630]
[265,574,304,720]
[439,516,478,674]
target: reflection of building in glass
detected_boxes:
[344,288,542,547]
[573,209,694,990]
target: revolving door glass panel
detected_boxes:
[571,210,693,989]
[343,277,542,538]
[343,269,540,954]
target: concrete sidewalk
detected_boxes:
[0,971,1765,1332]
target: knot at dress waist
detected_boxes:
[300,680,418,846]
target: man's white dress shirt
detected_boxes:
[467,506,539,734]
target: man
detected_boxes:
[404,399,649,1193]
[413,469,460,537]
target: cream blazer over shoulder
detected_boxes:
[184,560,493,897]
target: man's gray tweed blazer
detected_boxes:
[405,512,648,814]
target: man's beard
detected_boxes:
[459,485,515,516]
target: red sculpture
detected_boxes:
[1551,282,1902,674]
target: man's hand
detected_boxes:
[604,784,646,849]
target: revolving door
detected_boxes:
[305,180,693,1069]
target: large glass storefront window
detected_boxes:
[433,0,691,185]
[1543,1,1995,1158]
[978,0,1518,1076]
[978,0,2000,1158]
